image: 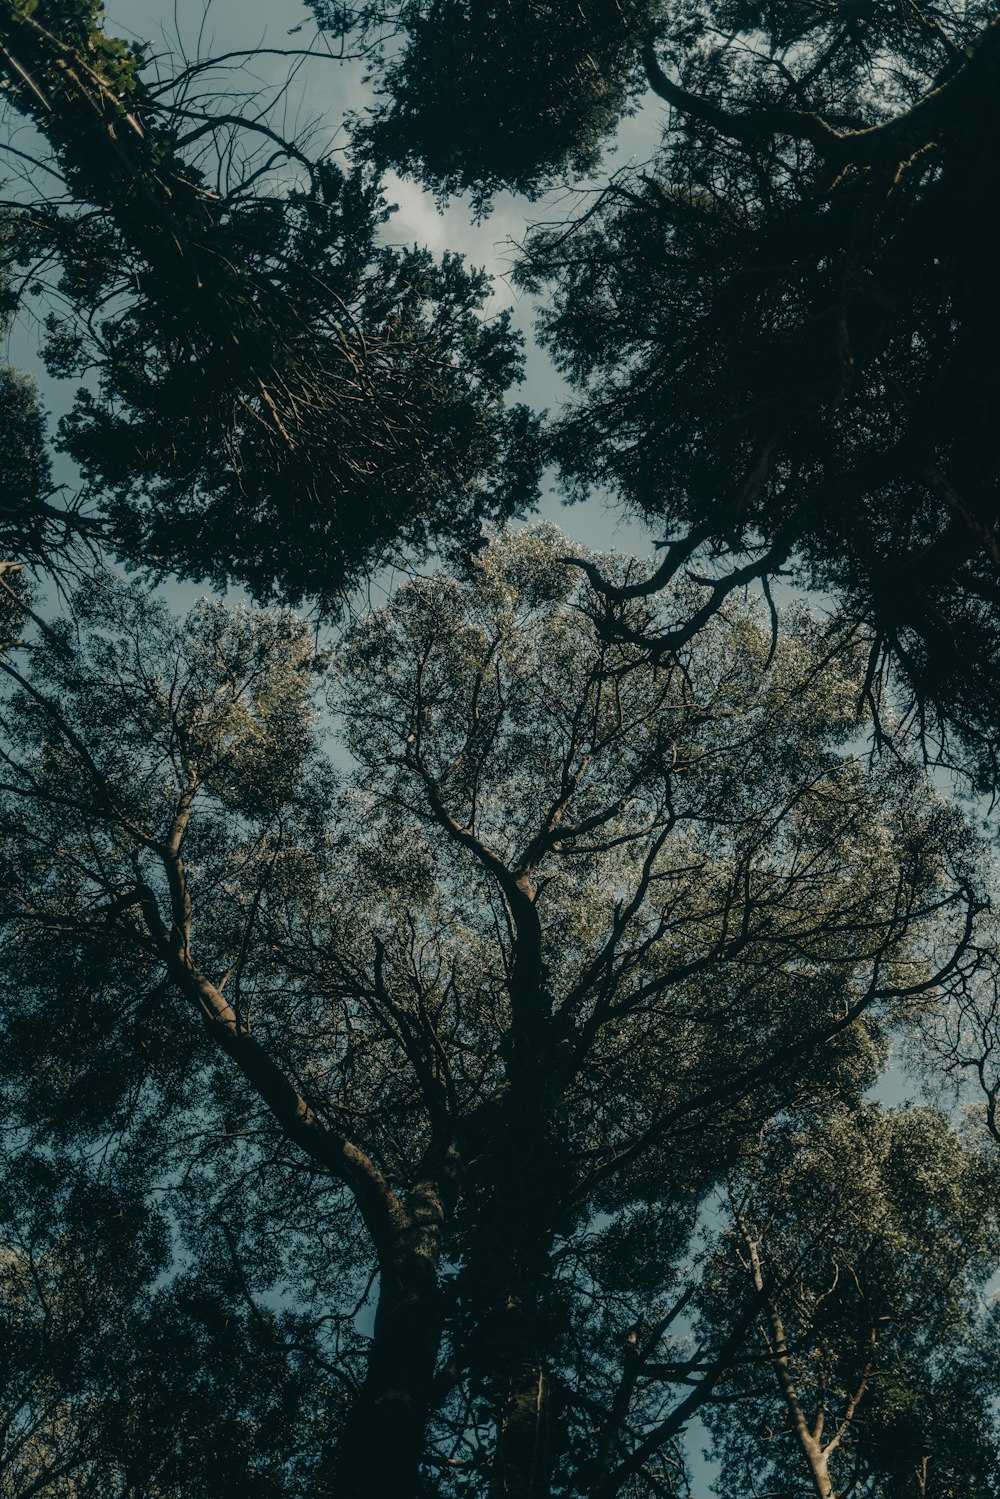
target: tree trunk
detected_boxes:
[335,1170,457,1499]
[742,1227,837,1499]
[334,1245,443,1499]
[477,1111,565,1499]
[490,1339,555,1499]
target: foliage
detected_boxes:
[0,1147,343,1497]
[0,4,539,602]
[698,1105,1000,1498]
[0,367,54,563]
[0,531,988,1494]
[1,4,1000,1494]
[335,0,659,205]
[0,211,78,571]
[514,1,1000,775]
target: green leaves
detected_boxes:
[0,530,995,1492]
[0,10,541,602]
[699,1105,1000,1498]
[343,0,659,205]
[0,3,998,1493]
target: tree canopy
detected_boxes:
[325,0,659,205]
[0,531,993,1496]
[1,3,1000,1496]
[0,1,539,602]
[699,1104,1000,1499]
[4,1,1000,750]
[512,1,1000,769]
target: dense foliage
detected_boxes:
[0,2,539,602]
[0,532,995,1496]
[699,1105,1000,1498]
[306,0,1000,762]
[1,3,1000,1496]
[514,2,1000,771]
[341,0,659,204]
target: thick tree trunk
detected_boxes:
[334,1245,443,1499]
[335,1169,458,1499]
[490,1337,555,1499]
[478,1109,564,1499]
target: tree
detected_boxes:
[314,0,660,206]
[0,1147,346,1497]
[697,1104,1000,1499]
[499,2,1000,771]
[0,530,984,1495]
[0,1,539,602]
[0,1153,166,1498]
[8,2,1000,733]
[14,0,1000,746]
[1,7,998,1496]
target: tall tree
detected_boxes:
[0,531,984,1495]
[1,7,999,1495]
[514,1,1000,770]
[0,1,538,601]
[697,1105,1000,1499]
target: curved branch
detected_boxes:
[572,879,979,1205]
[137,874,401,1258]
[644,16,1000,166]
